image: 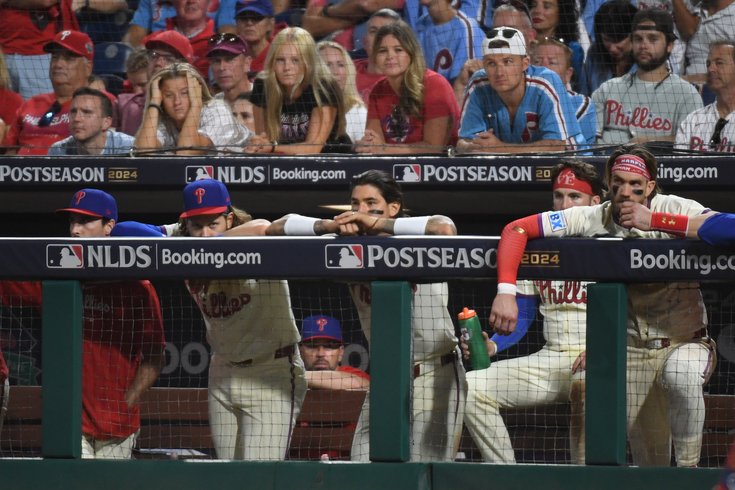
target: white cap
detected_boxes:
[482,26,527,56]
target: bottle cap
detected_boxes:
[458,307,477,320]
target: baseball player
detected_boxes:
[56,188,166,459]
[175,179,307,461]
[299,315,369,391]
[267,169,467,462]
[457,26,585,154]
[464,160,604,464]
[619,206,735,247]
[490,144,715,466]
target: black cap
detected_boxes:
[632,8,677,42]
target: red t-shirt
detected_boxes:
[82,280,166,439]
[367,69,459,146]
[0,1,79,55]
[249,22,287,76]
[162,18,215,79]
[0,88,23,127]
[354,58,383,104]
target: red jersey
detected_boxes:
[162,18,215,79]
[337,365,370,380]
[0,1,79,55]
[354,58,383,104]
[367,69,459,146]
[0,88,23,127]
[82,280,165,439]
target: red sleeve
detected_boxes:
[0,281,43,309]
[422,70,460,122]
[497,214,543,285]
[337,365,370,380]
[60,0,80,30]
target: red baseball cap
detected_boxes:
[144,31,194,64]
[44,30,94,62]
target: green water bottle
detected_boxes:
[458,307,491,370]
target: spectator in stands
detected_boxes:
[676,41,735,152]
[317,40,366,143]
[155,0,216,78]
[124,49,150,95]
[235,0,279,75]
[675,0,735,84]
[0,49,22,142]
[299,315,369,390]
[207,33,253,108]
[457,27,584,154]
[135,62,250,154]
[355,22,459,154]
[578,0,636,96]
[49,87,134,155]
[415,0,485,86]
[0,0,79,99]
[528,0,585,91]
[246,27,348,154]
[118,31,194,136]
[464,159,603,465]
[301,0,400,52]
[354,9,400,102]
[117,49,149,135]
[530,37,596,147]
[56,188,166,459]
[231,91,255,131]
[591,9,702,147]
[453,1,536,105]
[124,0,227,48]
[2,30,99,155]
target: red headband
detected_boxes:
[553,168,594,195]
[611,154,651,180]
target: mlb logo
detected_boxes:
[186,165,215,182]
[547,211,567,232]
[46,244,84,269]
[325,244,364,269]
[393,164,421,183]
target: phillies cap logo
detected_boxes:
[74,190,86,205]
[60,30,71,40]
[317,317,328,331]
[194,187,206,204]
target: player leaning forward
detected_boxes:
[490,144,715,467]
[267,170,467,461]
[174,179,307,460]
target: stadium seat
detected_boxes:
[93,42,134,77]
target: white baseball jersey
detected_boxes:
[187,279,301,362]
[675,103,735,152]
[518,280,588,351]
[349,282,458,361]
[539,195,708,341]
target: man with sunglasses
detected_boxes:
[676,41,735,153]
[457,26,584,154]
[119,31,194,136]
[234,0,279,75]
[2,30,103,155]
[207,33,253,108]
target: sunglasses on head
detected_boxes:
[38,101,61,127]
[489,28,519,40]
[710,118,729,146]
[209,33,240,45]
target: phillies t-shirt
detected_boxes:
[0,1,79,55]
[3,93,72,155]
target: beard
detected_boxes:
[635,51,669,72]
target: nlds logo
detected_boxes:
[186,165,215,182]
[47,245,84,268]
[393,164,421,183]
[325,245,363,269]
[46,244,153,269]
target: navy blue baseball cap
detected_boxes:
[57,188,118,221]
[301,315,343,343]
[111,221,166,237]
[180,179,231,219]
[236,0,274,17]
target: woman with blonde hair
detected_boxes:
[355,21,459,154]
[134,62,250,155]
[0,48,22,143]
[246,27,349,154]
[317,40,367,143]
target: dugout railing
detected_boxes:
[0,235,731,489]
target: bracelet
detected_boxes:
[497,283,517,296]
[650,212,689,237]
[271,141,278,153]
[393,216,430,235]
[284,215,318,236]
[147,104,163,113]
